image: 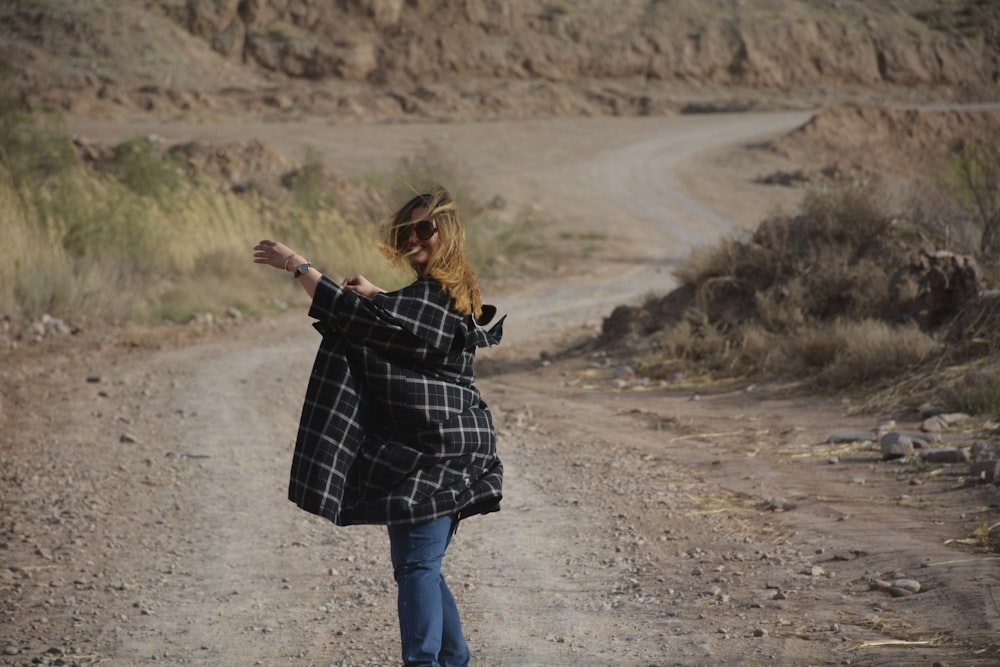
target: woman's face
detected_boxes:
[400,206,440,271]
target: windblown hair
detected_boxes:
[378,186,484,319]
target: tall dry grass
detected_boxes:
[1,102,536,325]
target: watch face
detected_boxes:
[295,263,311,277]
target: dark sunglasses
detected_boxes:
[394,219,438,247]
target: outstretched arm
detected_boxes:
[252,239,321,298]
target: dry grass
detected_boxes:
[1,102,543,326]
[613,180,1000,395]
[810,320,938,389]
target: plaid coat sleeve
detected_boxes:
[288,276,504,526]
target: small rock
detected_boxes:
[892,578,921,593]
[120,432,138,444]
[869,578,891,590]
[907,432,941,448]
[753,628,767,637]
[876,419,897,434]
[939,413,970,426]
[920,415,947,433]
[919,447,970,464]
[968,460,1000,484]
[918,402,945,418]
[763,497,789,511]
[971,441,1000,462]
[880,432,913,460]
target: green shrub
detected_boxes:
[942,371,1000,416]
[109,137,184,200]
[0,89,75,190]
[286,146,332,215]
[942,132,1000,260]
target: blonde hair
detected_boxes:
[378,186,484,319]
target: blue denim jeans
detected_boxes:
[388,516,470,667]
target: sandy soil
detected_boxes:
[2,112,999,667]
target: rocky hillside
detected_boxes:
[1,0,998,121]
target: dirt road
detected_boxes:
[3,113,999,666]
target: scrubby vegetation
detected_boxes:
[0,96,536,326]
[943,129,1000,262]
[597,175,1000,412]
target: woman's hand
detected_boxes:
[341,274,384,299]
[253,239,299,271]
[253,239,321,299]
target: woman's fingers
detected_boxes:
[253,240,294,268]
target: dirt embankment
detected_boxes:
[2,0,998,120]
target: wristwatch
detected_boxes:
[293,262,312,278]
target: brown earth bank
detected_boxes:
[1,0,999,121]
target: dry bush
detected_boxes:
[789,325,843,373]
[662,315,731,365]
[812,320,938,389]
[675,184,901,335]
[797,185,892,247]
[613,183,962,390]
[732,324,788,376]
[751,281,806,333]
[674,238,742,290]
[944,291,1000,359]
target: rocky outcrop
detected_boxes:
[1,1,998,120]
[169,0,1000,93]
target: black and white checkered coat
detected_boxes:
[288,275,504,526]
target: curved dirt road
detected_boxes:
[66,112,811,351]
[3,113,998,667]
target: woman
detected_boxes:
[252,186,503,667]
